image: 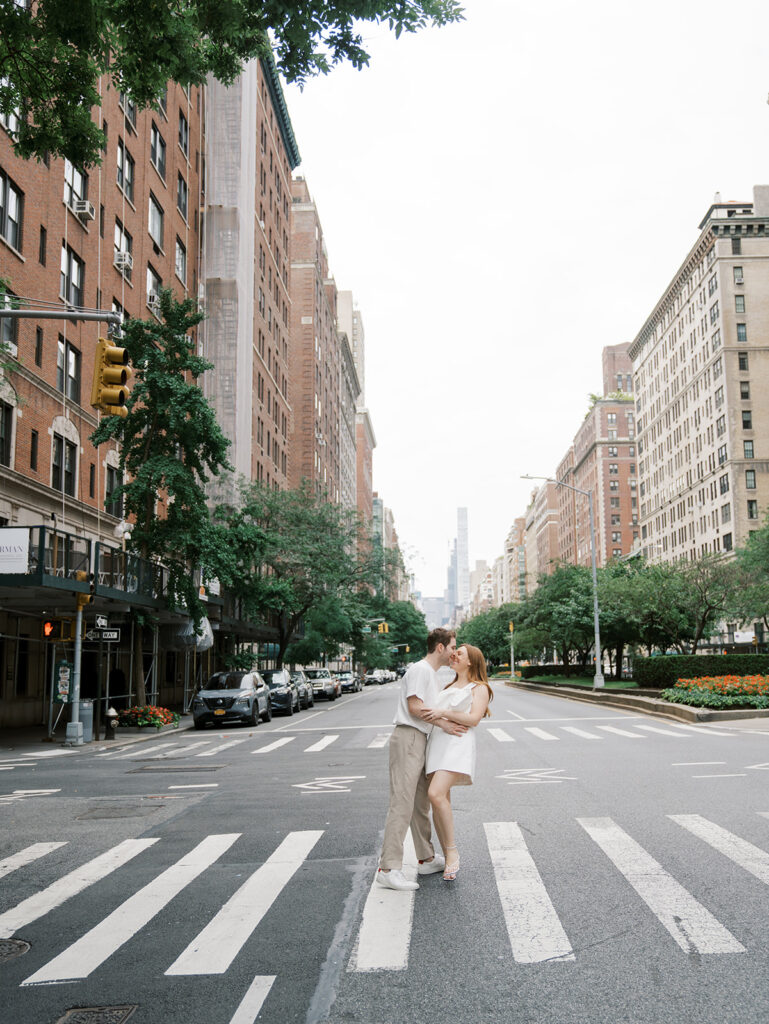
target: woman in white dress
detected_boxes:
[422,644,492,881]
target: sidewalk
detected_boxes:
[0,716,196,757]
[507,678,769,725]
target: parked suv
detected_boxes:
[192,671,271,729]
[262,668,301,716]
[305,667,337,700]
[290,669,315,709]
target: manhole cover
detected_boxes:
[0,937,29,962]
[76,805,160,819]
[127,765,222,773]
[55,1007,137,1024]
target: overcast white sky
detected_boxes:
[283,0,769,597]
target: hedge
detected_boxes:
[520,665,590,679]
[633,654,769,689]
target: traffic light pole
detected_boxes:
[64,604,84,746]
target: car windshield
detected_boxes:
[204,672,247,691]
[305,669,328,679]
[261,670,289,689]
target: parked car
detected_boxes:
[305,667,338,700]
[262,668,301,716]
[364,669,386,686]
[336,671,359,693]
[290,669,315,709]
[192,670,271,729]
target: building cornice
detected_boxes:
[260,53,301,170]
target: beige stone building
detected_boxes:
[524,481,560,594]
[629,188,769,561]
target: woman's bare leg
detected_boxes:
[428,771,461,861]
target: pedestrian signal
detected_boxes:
[42,618,74,641]
[91,337,132,417]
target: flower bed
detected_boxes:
[661,675,769,710]
[118,705,181,729]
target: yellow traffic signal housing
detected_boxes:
[74,569,95,609]
[377,622,389,634]
[91,337,132,417]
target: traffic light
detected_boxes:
[509,621,514,633]
[377,622,389,634]
[91,337,132,417]
[74,570,95,610]
[405,645,410,653]
[42,618,74,641]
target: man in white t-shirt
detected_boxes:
[376,627,466,891]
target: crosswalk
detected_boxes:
[2,811,769,999]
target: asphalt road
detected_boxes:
[2,682,769,1024]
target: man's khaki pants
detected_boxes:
[379,724,435,870]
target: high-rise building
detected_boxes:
[456,507,470,608]
[338,331,360,511]
[524,482,560,593]
[630,187,769,561]
[203,59,299,493]
[337,291,366,402]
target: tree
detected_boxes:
[734,517,769,631]
[0,1,464,166]
[91,288,231,701]
[526,565,596,668]
[680,554,742,654]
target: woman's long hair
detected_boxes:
[463,643,493,717]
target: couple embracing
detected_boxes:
[376,627,492,890]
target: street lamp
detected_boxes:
[521,475,605,689]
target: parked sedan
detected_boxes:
[192,670,271,729]
[336,671,359,693]
[262,668,301,716]
[305,667,337,700]
[290,669,315,709]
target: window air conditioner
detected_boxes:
[147,292,160,310]
[114,250,133,271]
[74,199,96,221]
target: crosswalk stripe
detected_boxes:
[367,734,390,748]
[0,843,67,881]
[561,726,602,740]
[484,821,574,963]
[166,830,324,975]
[488,728,515,743]
[349,830,418,972]
[170,740,213,755]
[253,737,295,754]
[110,741,181,760]
[304,735,338,752]
[596,725,644,738]
[0,839,158,939]
[658,722,735,738]
[670,814,769,885]
[578,817,745,954]
[635,724,690,737]
[228,975,276,1024]
[524,727,558,741]
[22,833,242,985]
[197,737,249,757]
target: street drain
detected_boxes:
[76,804,161,819]
[54,1007,138,1024]
[0,937,29,962]
[127,764,222,773]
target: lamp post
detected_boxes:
[521,475,605,689]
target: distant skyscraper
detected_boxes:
[457,507,470,607]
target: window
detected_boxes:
[734,266,744,284]
[710,301,719,325]
[609,480,619,492]
[609,463,618,475]
[113,219,133,280]
[723,533,733,551]
[63,160,87,206]
[89,463,95,499]
[178,111,189,156]
[146,264,161,306]
[0,167,23,250]
[52,433,76,495]
[0,77,20,135]
[718,444,727,465]
[174,238,186,284]
[0,290,18,355]
[721,503,731,524]
[737,323,747,343]
[746,470,756,490]
[105,466,123,517]
[742,410,752,430]
[60,245,84,305]
[738,351,749,371]
[748,500,759,520]
[744,440,754,459]
[611,514,621,526]
[177,173,188,219]
[116,141,134,202]
[607,413,617,426]
[38,224,46,264]
[157,88,167,116]
[732,237,741,255]
[30,429,37,471]
[735,295,745,313]
[719,473,730,494]
[148,194,163,248]
[34,327,42,366]
[716,415,726,437]
[613,549,622,558]
[56,338,81,403]
[612,531,621,543]
[608,446,618,457]
[150,122,166,178]
[0,400,12,466]
[610,497,620,508]
[119,91,137,130]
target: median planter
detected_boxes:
[117,706,181,731]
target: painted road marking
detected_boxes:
[168,784,220,789]
[228,975,276,1024]
[0,789,61,805]
[524,727,558,741]
[635,724,691,738]
[292,776,365,794]
[671,814,769,885]
[349,830,418,972]
[0,839,158,938]
[578,817,744,955]
[496,769,576,785]
[197,737,249,757]
[484,821,574,964]
[561,726,602,739]
[367,734,391,748]
[659,722,735,738]
[0,842,67,880]
[488,728,515,743]
[304,735,339,753]
[597,725,644,738]
[252,737,295,754]
[166,830,323,975]
[23,834,241,985]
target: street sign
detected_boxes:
[55,660,73,703]
[95,614,108,629]
[361,626,371,634]
[84,628,121,642]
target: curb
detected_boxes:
[95,716,196,747]
[505,680,769,723]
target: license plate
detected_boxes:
[214,709,226,716]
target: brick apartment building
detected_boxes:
[631,188,769,563]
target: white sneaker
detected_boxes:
[376,869,419,891]
[417,855,446,875]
